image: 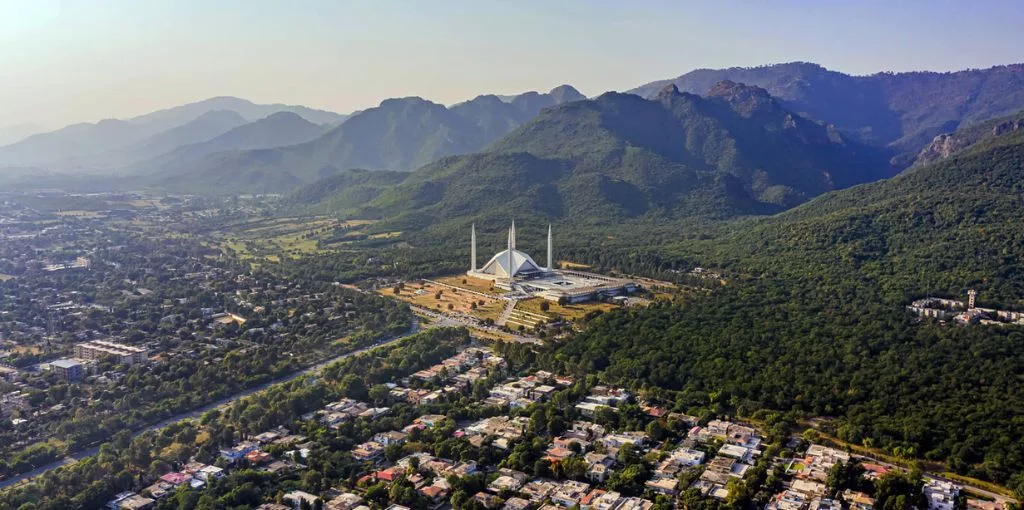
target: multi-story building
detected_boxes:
[74,340,148,365]
[49,358,85,382]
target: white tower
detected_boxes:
[506,225,514,280]
[470,223,477,272]
[547,224,553,271]
[967,289,977,309]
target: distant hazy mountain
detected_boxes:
[629,62,1024,159]
[0,118,149,168]
[332,81,892,224]
[0,123,46,146]
[134,111,329,176]
[158,86,587,193]
[0,96,345,170]
[126,96,346,132]
[102,110,248,168]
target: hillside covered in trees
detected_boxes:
[629,62,1024,159]
[545,130,1024,486]
[315,82,893,228]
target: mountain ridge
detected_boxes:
[305,81,893,226]
[132,111,329,176]
[0,97,346,170]
[629,62,1024,160]
[157,86,590,193]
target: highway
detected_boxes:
[0,320,422,491]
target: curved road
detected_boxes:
[0,321,422,491]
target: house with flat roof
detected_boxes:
[49,358,86,382]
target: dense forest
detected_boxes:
[542,132,1024,486]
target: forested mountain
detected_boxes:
[912,109,1024,167]
[550,128,1024,487]
[350,82,891,226]
[629,62,1024,159]
[0,96,345,170]
[132,111,329,176]
[154,86,587,193]
[286,169,410,214]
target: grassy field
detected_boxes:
[434,275,506,295]
[342,219,377,227]
[213,216,359,263]
[382,281,506,322]
[54,210,104,218]
[516,297,619,321]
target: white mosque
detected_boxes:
[467,221,637,303]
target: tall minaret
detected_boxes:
[510,219,516,250]
[506,226,513,279]
[470,223,477,272]
[547,224,553,271]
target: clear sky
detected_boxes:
[2,0,1023,129]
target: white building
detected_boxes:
[466,222,636,303]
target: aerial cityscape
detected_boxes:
[1,2,1023,510]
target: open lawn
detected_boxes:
[382,281,505,322]
[342,219,377,227]
[516,297,620,321]
[557,260,592,270]
[212,216,351,262]
[127,199,165,208]
[54,210,104,218]
[434,275,506,296]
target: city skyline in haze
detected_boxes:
[2,0,1023,131]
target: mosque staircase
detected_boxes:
[496,298,519,327]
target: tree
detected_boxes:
[369,384,391,405]
[540,301,550,312]
[606,463,648,495]
[645,420,664,441]
[874,470,927,510]
[451,489,469,510]
[827,460,866,495]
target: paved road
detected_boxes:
[0,321,422,491]
[849,453,1014,506]
[409,305,540,344]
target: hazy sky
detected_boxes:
[2,0,1023,129]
